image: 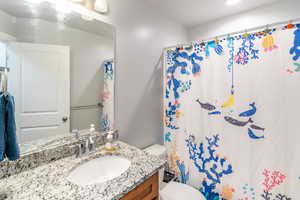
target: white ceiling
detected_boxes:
[0,0,114,38]
[145,0,282,27]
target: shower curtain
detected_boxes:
[100,60,114,132]
[163,23,300,200]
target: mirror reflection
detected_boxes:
[0,0,115,155]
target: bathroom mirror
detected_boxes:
[0,0,115,155]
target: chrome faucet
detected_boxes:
[75,136,95,158]
[72,128,119,157]
[76,142,84,158]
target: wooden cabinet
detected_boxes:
[121,172,159,200]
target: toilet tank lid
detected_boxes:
[144,144,167,157]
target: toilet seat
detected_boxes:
[160,182,205,200]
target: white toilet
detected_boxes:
[144,144,205,200]
[160,181,205,200]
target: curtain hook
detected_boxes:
[200,40,205,46]
[264,24,271,34]
[243,29,249,38]
[215,36,219,43]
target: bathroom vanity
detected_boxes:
[0,141,165,200]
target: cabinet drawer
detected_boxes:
[121,172,159,200]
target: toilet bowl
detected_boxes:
[144,144,205,200]
[160,181,205,200]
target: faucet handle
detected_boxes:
[88,135,96,152]
[89,124,96,132]
[89,135,94,144]
[78,143,83,157]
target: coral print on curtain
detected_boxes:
[100,60,114,132]
[163,23,300,200]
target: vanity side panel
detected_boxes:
[121,172,159,200]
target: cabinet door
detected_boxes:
[121,172,159,200]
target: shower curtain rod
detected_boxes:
[163,17,300,51]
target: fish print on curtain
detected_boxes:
[100,60,114,132]
[163,23,300,200]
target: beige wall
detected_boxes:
[105,0,188,148]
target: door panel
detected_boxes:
[7,42,70,143]
[21,51,59,113]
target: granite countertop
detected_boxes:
[0,141,166,200]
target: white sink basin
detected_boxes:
[67,156,131,186]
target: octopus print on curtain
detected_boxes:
[163,23,300,200]
[100,59,114,132]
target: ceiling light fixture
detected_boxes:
[24,0,46,4]
[68,0,84,2]
[225,0,240,6]
[54,1,72,14]
[94,0,108,13]
[24,0,109,21]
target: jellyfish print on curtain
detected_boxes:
[100,59,114,132]
[163,23,300,200]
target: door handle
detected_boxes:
[62,116,68,122]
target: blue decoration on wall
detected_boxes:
[250,124,265,131]
[165,49,203,129]
[165,102,179,130]
[235,34,259,65]
[164,132,172,143]
[205,41,224,57]
[224,116,253,127]
[196,99,217,111]
[227,37,234,72]
[205,41,216,57]
[294,63,300,72]
[197,99,265,140]
[100,114,110,132]
[103,61,114,80]
[208,111,221,115]
[290,24,300,61]
[215,44,224,55]
[176,160,189,184]
[179,51,203,75]
[248,128,264,139]
[186,134,233,200]
[239,102,257,117]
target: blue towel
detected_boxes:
[0,94,5,162]
[4,94,19,161]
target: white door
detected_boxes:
[7,42,70,144]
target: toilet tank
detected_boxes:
[144,144,167,189]
[144,144,167,160]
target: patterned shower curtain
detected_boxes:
[100,60,114,132]
[163,23,300,200]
